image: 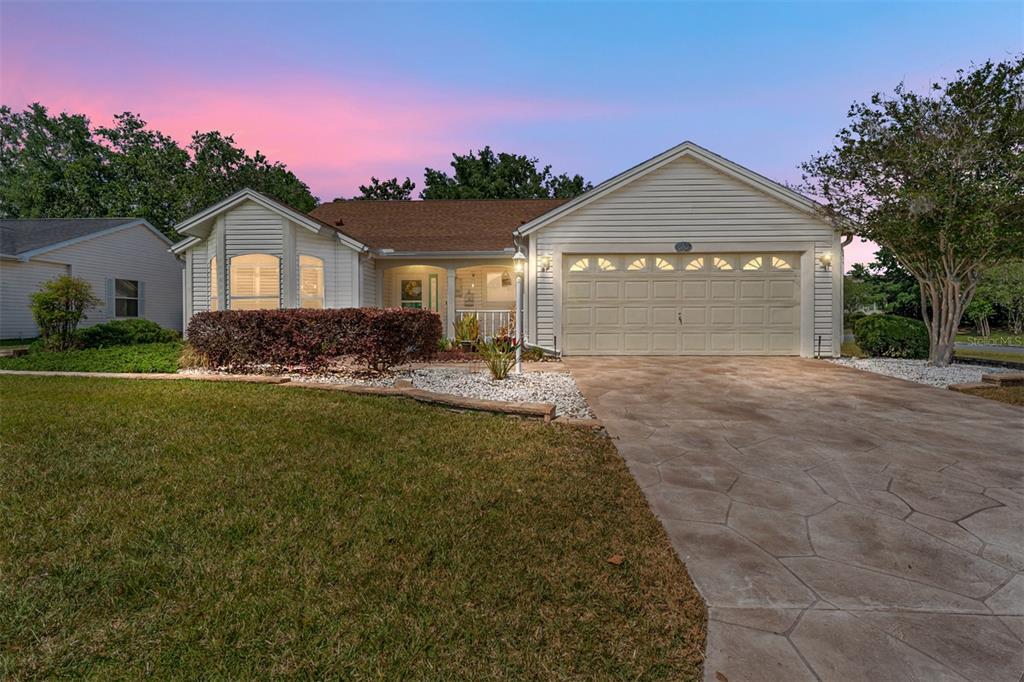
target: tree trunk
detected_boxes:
[919,275,969,367]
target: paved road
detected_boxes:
[568,357,1024,682]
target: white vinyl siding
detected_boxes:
[360,257,378,307]
[0,259,69,339]
[38,224,183,332]
[532,155,838,357]
[182,198,362,322]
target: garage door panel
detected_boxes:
[623,307,648,325]
[562,253,800,356]
[594,307,620,325]
[623,281,650,299]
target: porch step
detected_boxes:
[981,372,1024,387]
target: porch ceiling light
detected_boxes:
[513,250,526,274]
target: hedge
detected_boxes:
[853,314,930,359]
[77,319,180,348]
[186,308,442,371]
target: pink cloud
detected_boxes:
[1,62,611,200]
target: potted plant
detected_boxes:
[454,314,480,351]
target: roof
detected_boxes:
[309,199,569,253]
[0,217,170,259]
[516,140,828,236]
[172,188,366,253]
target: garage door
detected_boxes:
[562,253,800,355]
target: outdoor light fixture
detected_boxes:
[513,250,526,273]
[540,254,552,272]
[817,251,833,271]
[512,250,527,373]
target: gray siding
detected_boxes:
[0,259,69,338]
[3,224,183,335]
[531,155,839,356]
[183,199,361,320]
[360,257,378,307]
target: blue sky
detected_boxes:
[2,1,1021,264]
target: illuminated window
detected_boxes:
[742,256,763,271]
[713,256,735,271]
[299,255,325,309]
[628,257,647,271]
[684,257,705,271]
[209,257,218,311]
[230,253,280,310]
[569,258,589,272]
[772,256,793,270]
[597,257,616,271]
[655,257,675,271]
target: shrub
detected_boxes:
[454,314,480,344]
[853,314,929,359]
[77,319,180,348]
[186,308,441,372]
[521,346,545,362]
[0,342,182,373]
[478,337,518,380]
[30,276,102,351]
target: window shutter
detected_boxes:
[138,281,145,317]
[106,279,114,317]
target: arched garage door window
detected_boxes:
[230,254,280,310]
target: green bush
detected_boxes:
[76,319,179,348]
[478,337,518,380]
[30,276,102,351]
[0,342,182,373]
[853,314,929,359]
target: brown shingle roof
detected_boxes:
[309,199,569,252]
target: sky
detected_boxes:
[2,1,1021,269]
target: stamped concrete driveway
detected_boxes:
[567,357,1024,682]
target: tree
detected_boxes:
[0,104,318,240]
[983,260,1024,334]
[421,146,592,199]
[847,247,921,318]
[802,57,1024,365]
[30,275,102,351]
[356,176,416,200]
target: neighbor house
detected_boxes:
[0,218,184,339]
[172,141,843,357]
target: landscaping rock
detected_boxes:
[830,358,1009,388]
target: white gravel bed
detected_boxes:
[830,357,1009,388]
[181,365,593,418]
[408,368,594,418]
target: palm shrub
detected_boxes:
[853,314,929,359]
[454,314,480,347]
[478,337,519,380]
[30,276,102,351]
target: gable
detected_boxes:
[44,221,179,264]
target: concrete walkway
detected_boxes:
[567,357,1024,682]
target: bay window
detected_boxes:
[299,255,325,308]
[230,253,280,310]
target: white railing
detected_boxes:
[455,309,514,339]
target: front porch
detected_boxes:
[376,260,518,339]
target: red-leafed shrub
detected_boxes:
[186,308,441,372]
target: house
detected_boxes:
[0,218,183,339]
[173,141,843,357]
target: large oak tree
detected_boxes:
[802,57,1024,365]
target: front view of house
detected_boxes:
[172,141,843,357]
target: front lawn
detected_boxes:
[0,342,181,373]
[0,376,705,679]
[957,384,1024,406]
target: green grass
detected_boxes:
[0,377,705,679]
[841,340,868,358]
[0,342,181,373]
[0,337,36,347]
[957,385,1024,406]
[955,348,1024,365]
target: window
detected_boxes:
[772,255,793,270]
[655,257,675,271]
[569,257,589,272]
[401,279,423,308]
[684,256,704,271]
[299,255,324,309]
[115,279,139,317]
[628,257,647,271]
[230,253,280,310]
[209,257,218,311]
[742,256,763,271]
[597,257,616,271]
[713,256,735,271]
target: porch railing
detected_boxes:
[455,309,514,339]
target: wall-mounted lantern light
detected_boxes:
[540,254,552,272]
[817,251,833,271]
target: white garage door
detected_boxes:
[562,253,801,355]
